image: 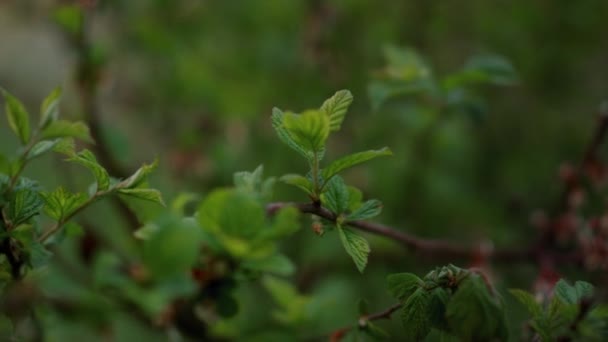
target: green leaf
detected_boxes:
[347,186,363,212]
[320,89,353,132]
[40,87,62,128]
[337,227,370,273]
[348,199,383,221]
[257,206,300,241]
[241,254,295,276]
[446,275,507,341]
[27,140,60,161]
[262,276,310,325]
[2,89,31,144]
[280,174,313,196]
[554,279,578,305]
[282,110,330,153]
[28,241,53,268]
[6,188,43,227]
[427,287,450,330]
[322,148,392,183]
[41,120,93,142]
[116,159,159,189]
[118,188,165,206]
[198,189,267,258]
[509,289,542,317]
[233,165,275,201]
[271,107,313,161]
[387,273,423,302]
[41,187,88,221]
[143,217,203,278]
[574,281,594,300]
[400,288,431,340]
[69,149,110,191]
[52,137,76,155]
[321,175,350,214]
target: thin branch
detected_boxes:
[266,202,531,261]
[326,302,402,341]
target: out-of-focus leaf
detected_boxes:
[118,188,165,206]
[241,254,295,276]
[27,140,60,161]
[68,149,110,191]
[40,87,62,128]
[2,89,31,145]
[143,218,203,278]
[41,187,87,221]
[509,289,542,317]
[41,120,93,142]
[280,174,313,196]
[6,188,43,226]
[116,159,159,189]
[443,54,517,89]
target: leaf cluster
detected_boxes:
[387,265,508,341]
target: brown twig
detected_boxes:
[327,302,402,342]
[266,202,531,262]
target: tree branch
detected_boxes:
[266,202,531,261]
[326,302,402,341]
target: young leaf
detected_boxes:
[554,279,579,305]
[574,281,594,300]
[41,120,93,142]
[40,87,62,128]
[337,227,370,273]
[27,140,60,161]
[118,189,165,206]
[321,176,350,214]
[347,199,383,221]
[41,187,88,221]
[142,218,202,278]
[69,150,110,191]
[2,89,31,144]
[241,254,295,276]
[233,165,275,201]
[282,110,330,153]
[387,273,423,302]
[400,288,431,340]
[257,206,300,241]
[443,54,517,90]
[6,188,43,227]
[446,275,508,341]
[280,174,313,196]
[322,147,392,184]
[116,159,159,189]
[509,289,542,317]
[320,89,353,132]
[271,108,313,160]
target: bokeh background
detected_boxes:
[1,0,608,339]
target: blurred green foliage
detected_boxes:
[1,0,608,340]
